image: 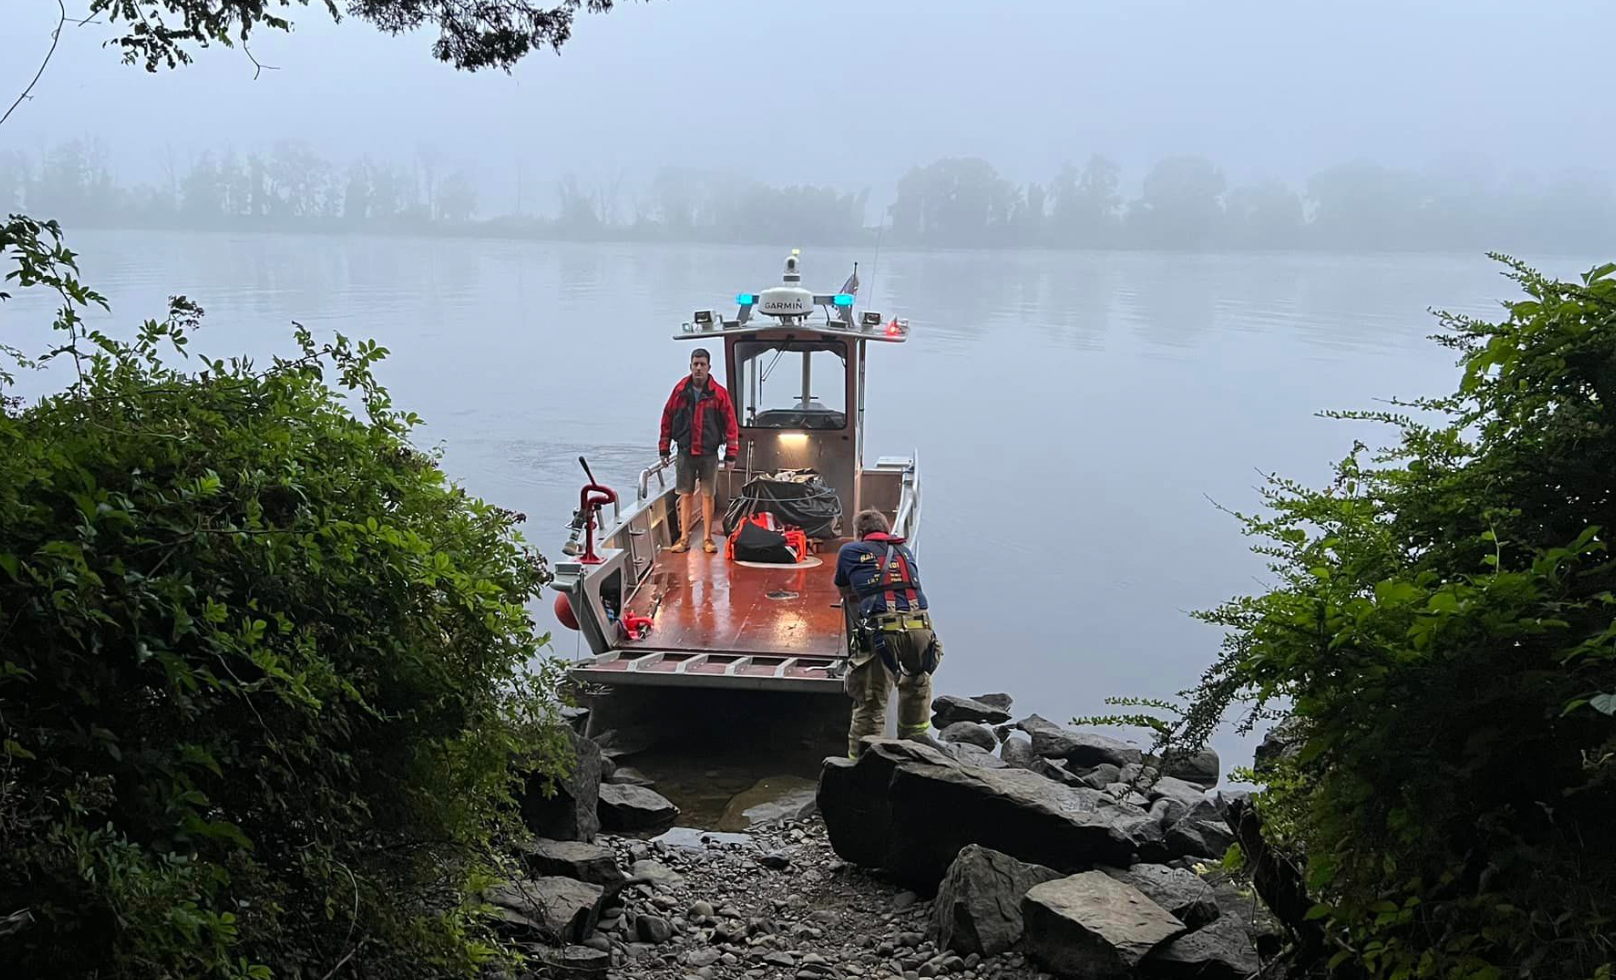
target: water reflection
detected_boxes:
[1118,253,1219,351]
[883,250,1028,347]
[582,688,843,830]
[1038,253,1115,351]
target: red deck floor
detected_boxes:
[622,541,849,659]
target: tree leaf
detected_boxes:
[1375,580,1421,605]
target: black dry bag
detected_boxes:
[731,520,797,564]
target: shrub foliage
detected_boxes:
[1114,256,1616,978]
[1,216,571,978]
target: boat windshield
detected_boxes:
[736,338,847,430]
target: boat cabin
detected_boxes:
[556,253,921,693]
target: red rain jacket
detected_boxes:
[659,376,738,457]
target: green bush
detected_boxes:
[1114,256,1616,979]
[0,218,572,978]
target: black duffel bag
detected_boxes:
[723,473,843,540]
[731,520,797,564]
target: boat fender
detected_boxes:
[554,592,580,631]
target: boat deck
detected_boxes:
[624,540,849,658]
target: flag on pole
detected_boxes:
[840,262,860,298]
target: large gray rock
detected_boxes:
[1144,915,1261,979]
[630,859,686,889]
[817,739,1165,888]
[486,876,605,944]
[1210,878,1284,958]
[1016,712,1061,732]
[1021,872,1186,978]
[1147,775,1208,811]
[1165,798,1236,861]
[590,726,657,761]
[999,735,1038,770]
[933,845,1064,956]
[1254,716,1306,773]
[948,742,1009,769]
[520,839,625,885]
[973,693,1015,712]
[813,745,899,871]
[1150,796,1190,829]
[1157,747,1221,789]
[1032,757,1091,788]
[1030,727,1144,769]
[1112,786,1152,809]
[941,721,999,752]
[933,694,1014,727]
[598,783,679,832]
[521,728,602,842]
[1076,763,1123,790]
[1100,863,1220,929]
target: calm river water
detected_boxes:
[3,231,1598,777]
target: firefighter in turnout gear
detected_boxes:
[834,508,943,759]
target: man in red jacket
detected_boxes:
[659,348,739,553]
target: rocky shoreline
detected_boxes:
[506,692,1281,979]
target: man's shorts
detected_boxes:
[675,452,718,494]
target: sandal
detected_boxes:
[702,538,717,554]
[669,538,690,553]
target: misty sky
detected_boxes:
[4,0,1614,207]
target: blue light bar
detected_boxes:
[736,293,755,305]
[833,293,854,307]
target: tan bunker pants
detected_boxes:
[844,620,942,758]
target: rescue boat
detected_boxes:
[554,252,920,694]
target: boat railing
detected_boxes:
[893,452,922,552]
[637,456,674,501]
[894,497,915,541]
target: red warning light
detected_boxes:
[886,318,902,337]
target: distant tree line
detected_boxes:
[890,154,1614,254]
[0,140,481,234]
[3,139,1611,253]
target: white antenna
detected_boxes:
[867,221,885,310]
